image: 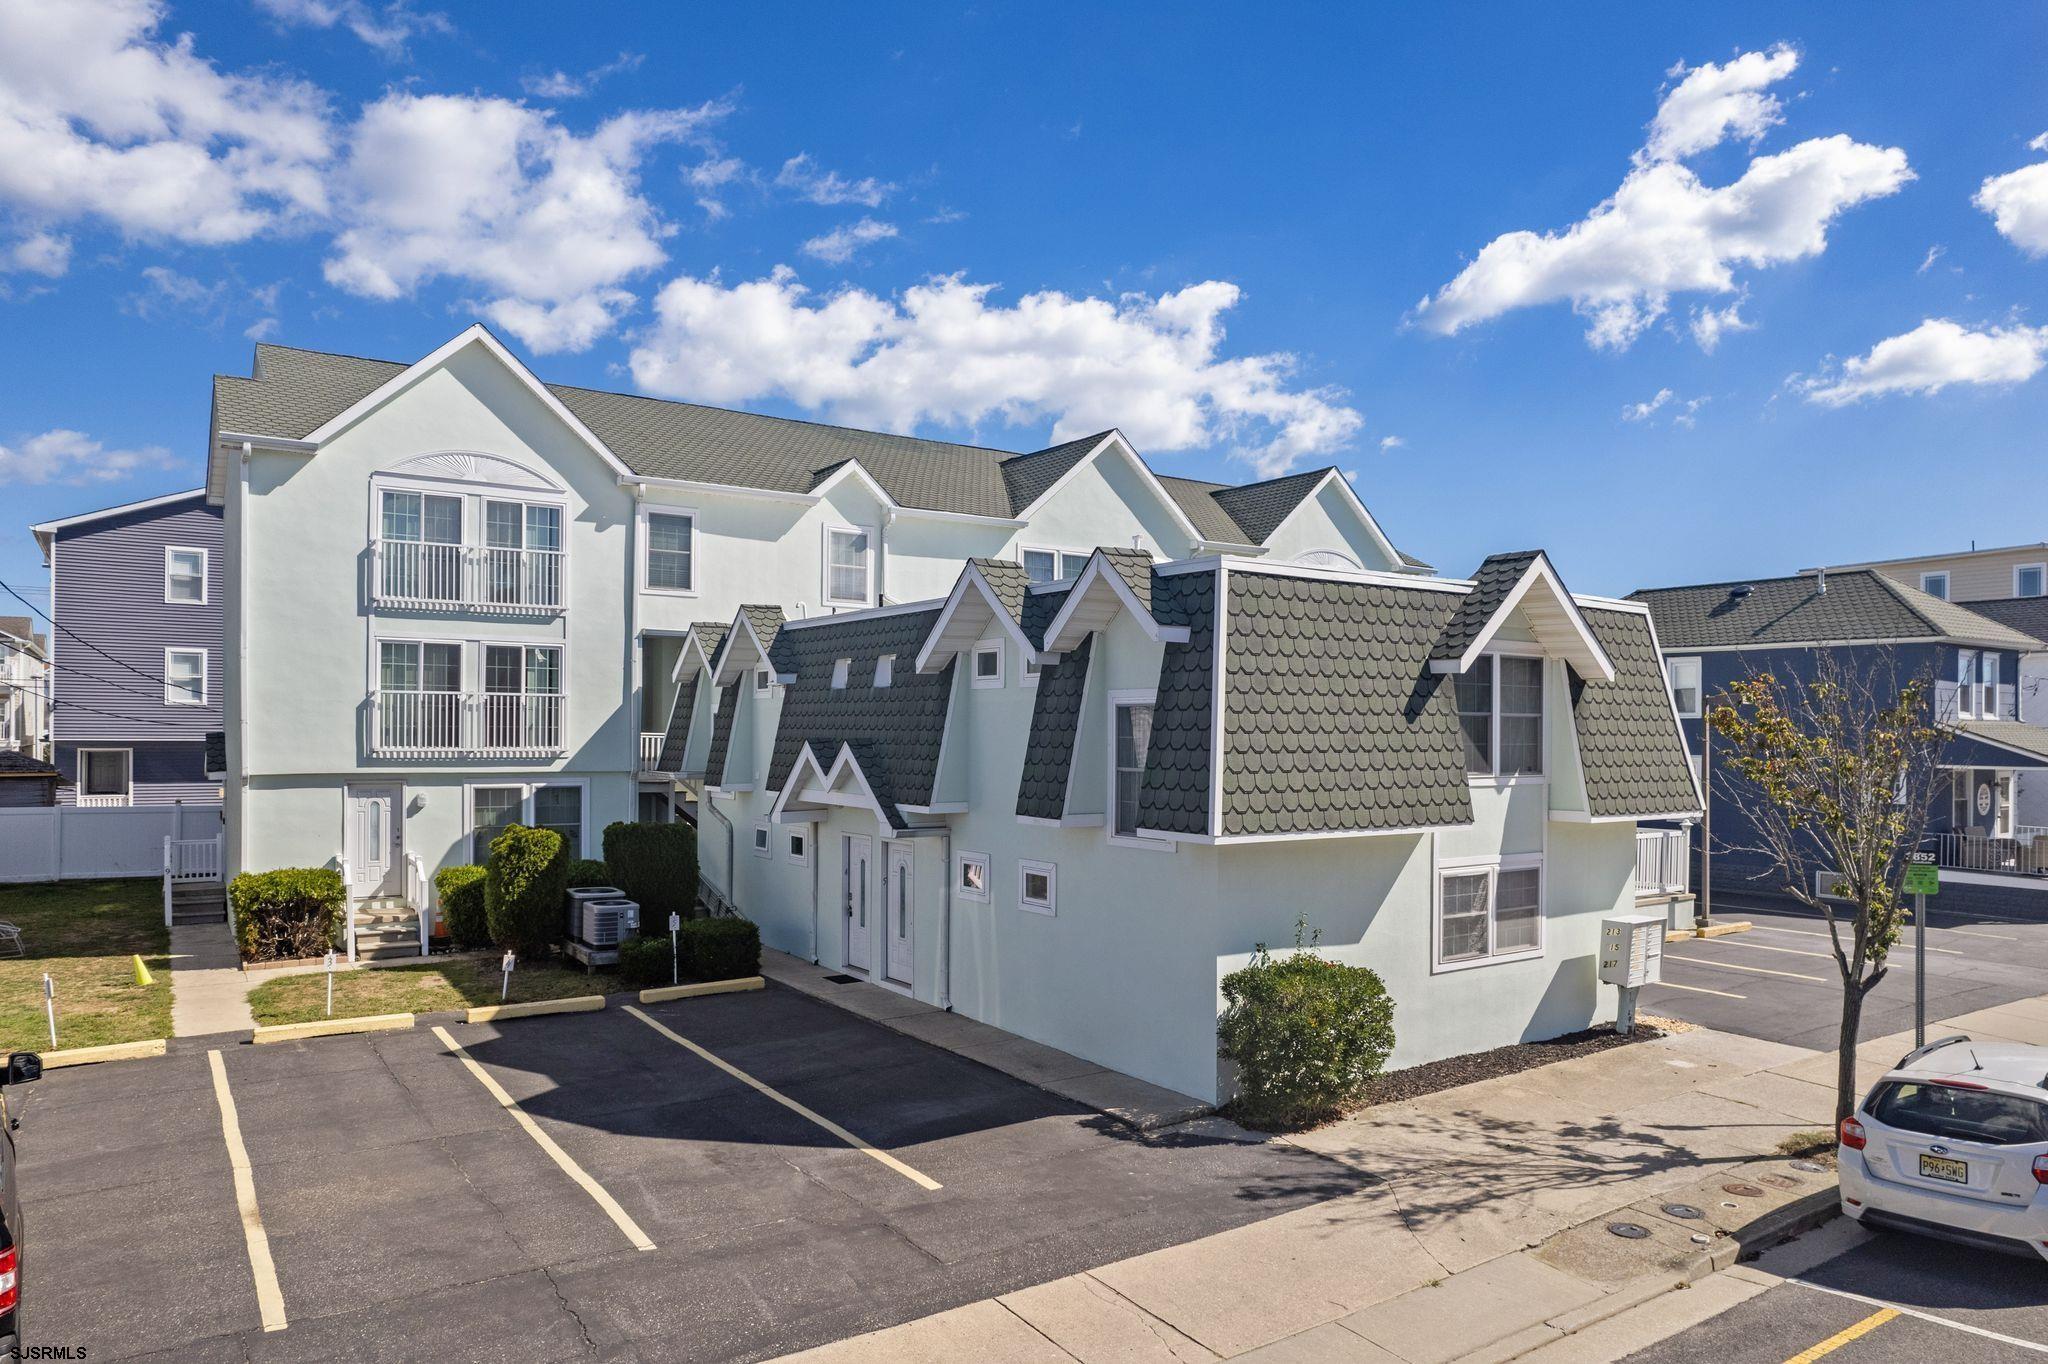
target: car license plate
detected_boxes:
[1919,1153,1968,1184]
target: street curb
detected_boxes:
[1725,1186,1840,1258]
[251,1012,415,1044]
[639,976,765,1004]
[43,1038,169,1069]
[465,995,607,1024]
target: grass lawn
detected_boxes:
[247,955,606,1025]
[0,878,172,1053]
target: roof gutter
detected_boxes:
[216,432,320,454]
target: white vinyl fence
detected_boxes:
[0,803,224,883]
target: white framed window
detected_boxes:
[164,546,207,604]
[641,508,697,595]
[1665,656,1702,718]
[1921,570,1950,600]
[2017,563,2046,598]
[465,780,589,864]
[874,654,894,688]
[972,640,1004,689]
[831,658,851,689]
[753,822,771,856]
[1958,648,1985,719]
[1021,548,1088,584]
[1109,688,1168,846]
[1017,859,1057,915]
[165,648,206,706]
[824,524,874,606]
[78,748,132,805]
[785,828,811,865]
[955,850,991,903]
[754,668,771,693]
[1455,653,1545,778]
[1434,855,1544,972]
[532,782,585,860]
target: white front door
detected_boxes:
[346,784,403,899]
[842,833,873,972]
[884,843,913,987]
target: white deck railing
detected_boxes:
[372,539,565,613]
[370,690,565,757]
[1937,830,2048,877]
[162,833,224,926]
[406,851,430,953]
[1635,827,1691,895]
[639,731,664,771]
[338,855,357,964]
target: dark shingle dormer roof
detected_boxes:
[967,558,1033,626]
[204,730,226,779]
[1157,476,1257,545]
[1572,608,1702,820]
[1096,547,1156,615]
[1020,583,1074,649]
[702,684,741,788]
[998,434,1110,512]
[1209,469,1330,545]
[1135,570,1221,836]
[1432,551,1543,663]
[1016,635,1093,821]
[1632,570,2042,652]
[655,675,698,774]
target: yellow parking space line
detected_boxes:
[1663,953,1826,983]
[1752,925,1964,955]
[1650,980,1746,999]
[1782,1307,1895,1362]
[207,1051,288,1333]
[623,1005,943,1191]
[1790,1279,2048,1354]
[431,1025,655,1251]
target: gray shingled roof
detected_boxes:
[0,750,59,779]
[1095,547,1156,615]
[716,605,786,675]
[1632,570,2042,652]
[1156,476,1256,545]
[655,675,697,774]
[1020,583,1073,648]
[967,558,1032,627]
[204,730,226,778]
[1964,596,2048,649]
[702,684,741,788]
[1432,551,1542,662]
[1951,719,2048,764]
[1209,469,1330,545]
[998,434,1108,511]
[1135,570,1220,836]
[1016,636,1093,820]
[1572,608,1702,819]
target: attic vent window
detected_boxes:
[830,658,850,689]
[874,654,894,687]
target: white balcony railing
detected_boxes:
[371,690,565,757]
[640,731,665,772]
[1636,827,1691,895]
[1937,830,2048,877]
[372,540,565,614]
[76,792,130,808]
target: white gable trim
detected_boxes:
[1430,554,1615,683]
[671,630,724,683]
[1040,552,1188,654]
[714,613,779,685]
[1261,469,1406,570]
[914,563,1040,674]
[1012,431,1207,548]
[770,742,898,835]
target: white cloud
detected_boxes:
[1918,244,1946,273]
[1415,47,1911,349]
[1378,434,1404,451]
[520,51,643,100]
[686,154,750,220]
[1975,140,2048,257]
[0,0,334,259]
[245,316,281,340]
[323,94,727,352]
[1673,395,1708,428]
[775,153,892,207]
[1621,388,1674,421]
[1797,318,2048,405]
[0,428,175,484]
[801,217,897,264]
[1689,297,1753,352]
[5,232,70,277]
[124,263,224,318]
[628,269,1365,478]
[250,0,448,55]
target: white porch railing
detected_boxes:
[639,731,664,772]
[370,690,565,757]
[1636,827,1691,895]
[1937,830,2048,877]
[372,540,565,613]
[338,855,357,964]
[77,793,130,809]
[406,851,430,953]
[161,834,224,926]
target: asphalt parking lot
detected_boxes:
[18,985,1361,1363]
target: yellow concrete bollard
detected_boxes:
[132,955,154,987]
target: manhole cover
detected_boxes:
[1722,1183,1766,1198]
[824,974,859,984]
[1607,1222,1652,1239]
[1662,1203,1704,1220]
[1791,1159,1827,1173]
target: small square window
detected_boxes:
[972,641,1004,689]
[753,823,771,856]
[831,658,850,689]
[1921,571,1950,600]
[755,668,771,693]
[955,851,990,902]
[1018,859,1056,915]
[785,829,811,865]
[2018,564,2046,598]
[874,654,894,688]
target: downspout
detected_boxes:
[236,442,253,878]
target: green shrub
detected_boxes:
[484,824,568,957]
[682,916,760,981]
[1217,919,1395,1131]
[230,868,345,963]
[615,935,673,989]
[602,821,697,922]
[434,865,489,948]
[565,858,614,889]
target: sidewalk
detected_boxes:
[168,919,256,1036]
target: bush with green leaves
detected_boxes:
[681,916,759,981]
[1217,919,1395,1131]
[564,858,614,889]
[434,864,489,948]
[484,824,568,956]
[615,935,673,989]
[230,868,345,963]
[602,821,697,922]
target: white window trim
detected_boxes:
[164,647,207,707]
[874,654,894,688]
[972,639,1005,690]
[754,667,772,693]
[831,658,851,689]
[753,821,771,857]
[163,545,208,605]
[464,778,589,863]
[822,522,877,608]
[1666,656,1702,720]
[2016,562,2047,598]
[784,826,812,865]
[1431,852,1545,974]
[1459,647,1548,783]
[77,746,133,804]
[1107,686,1173,851]
[1921,570,1950,599]
[637,504,699,597]
[1957,648,1981,719]
[1017,858,1057,916]
[955,850,991,903]
[1020,546,1088,584]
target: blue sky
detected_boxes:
[2,2,2046,604]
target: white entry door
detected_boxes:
[346,784,403,898]
[842,833,873,972]
[884,843,913,987]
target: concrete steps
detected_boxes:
[353,899,424,961]
[170,880,227,925]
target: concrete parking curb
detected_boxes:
[43,1038,169,1068]
[251,1013,414,1044]
[465,995,607,1024]
[639,976,765,1003]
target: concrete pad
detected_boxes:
[775,1299,1075,1363]
[169,920,255,1037]
[1337,1251,1604,1363]
[463,993,605,1022]
[44,1038,168,1068]
[1042,1066,1212,1131]
[1534,1206,1707,1285]
[950,1030,1109,1086]
[1646,1027,1816,1075]
[638,975,764,1002]
[888,1006,1007,1050]
[1000,1273,1219,1363]
[1695,1069,1839,1126]
[1234,1323,1404,1363]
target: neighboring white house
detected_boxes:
[207,324,1421,956]
[676,547,1701,1102]
[0,616,47,759]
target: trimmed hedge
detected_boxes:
[682,916,760,981]
[565,858,613,889]
[616,936,672,989]
[230,868,345,963]
[1217,921,1396,1131]
[484,824,568,956]
[603,821,697,921]
[434,864,489,948]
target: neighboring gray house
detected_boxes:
[32,489,224,807]
[0,750,60,807]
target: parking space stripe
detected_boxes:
[1781,1306,1895,1362]
[623,1005,944,1192]
[1721,939,1834,960]
[1752,925,1964,956]
[207,1050,288,1333]
[1663,953,1827,982]
[1789,1279,2048,1355]
[1649,980,1746,999]
[430,1025,656,1251]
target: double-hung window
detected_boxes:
[1957,649,1988,719]
[1665,657,1701,718]
[164,648,206,706]
[470,786,525,863]
[1022,549,1087,584]
[824,526,873,606]
[485,500,563,608]
[1112,696,1155,839]
[483,644,563,751]
[377,641,461,750]
[1455,654,1544,778]
[381,489,463,602]
[470,782,585,862]
[1437,860,1543,968]
[164,547,206,604]
[532,784,584,860]
[644,511,695,593]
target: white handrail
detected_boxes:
[1635,827,1690,894]
[162,836,173,928]
[338,855,357,964]
[407,852,430,954]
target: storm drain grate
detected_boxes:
[824,974,860,984]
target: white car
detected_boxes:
[1839,1034,2048,1260]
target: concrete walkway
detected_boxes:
[168,920,256,1036]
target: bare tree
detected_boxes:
[1706,650,1945,1126]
